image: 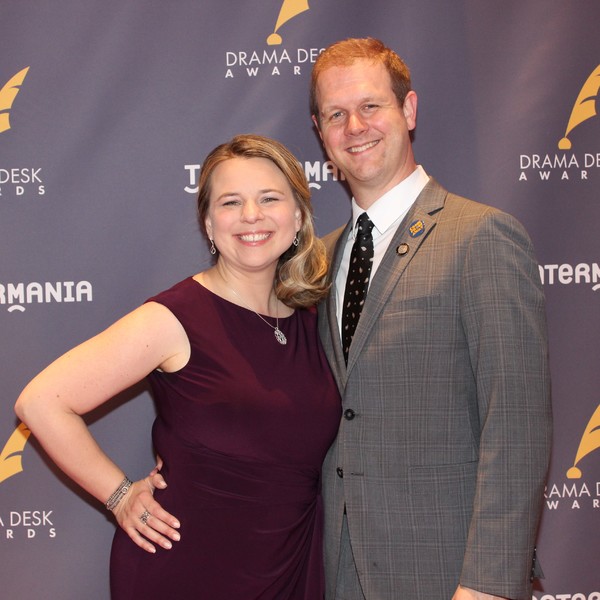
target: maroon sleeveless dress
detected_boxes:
[110,277,341,599]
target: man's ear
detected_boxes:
[311,114,323,141]
[402,91,418,131]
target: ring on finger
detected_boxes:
[140,510,151,525]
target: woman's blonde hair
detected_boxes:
[197,134,329,308]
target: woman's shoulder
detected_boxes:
[146,276,198,302]
[144,276,208,318]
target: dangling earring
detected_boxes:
[292,234,299,247]
[209,239,216,255]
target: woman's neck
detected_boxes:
[197,264,281,316]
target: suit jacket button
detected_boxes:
[336,467,344,478]
[344,408,356,420]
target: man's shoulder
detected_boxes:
[435,187,532,247]
[416,177,498,219]
[446,193,499,216]
[428,181,515,225]
[421,179,531,242]
[444,191,521,224]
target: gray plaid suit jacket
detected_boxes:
[318,178,552,600]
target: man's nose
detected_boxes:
[346,111,368,135]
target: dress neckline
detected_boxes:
[190,276,295,321]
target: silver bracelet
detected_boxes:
[105,476,133,511]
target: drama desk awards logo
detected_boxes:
[519,64,600,182]
[225,0,322,78]
[0,422,31,485]
[567,404,600,480]
[545,403,600,511]
[267,0,309,46]
[0,422,57,541]
[0,67,46,198]
[558,65,600,151]
[0,67,29,134]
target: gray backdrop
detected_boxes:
[1,1,599,598]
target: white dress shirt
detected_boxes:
[335,165,430,333]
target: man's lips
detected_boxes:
[347,140,380,154]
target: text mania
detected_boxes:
[0,281,93,311]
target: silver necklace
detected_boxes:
[226,284,287,346]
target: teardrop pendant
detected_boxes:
[274,328,287,345]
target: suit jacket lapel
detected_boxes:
[344,178,448,373]
[322,220,353,388]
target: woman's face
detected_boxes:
[205,156,302,276]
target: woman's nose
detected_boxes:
[241,201,263,222]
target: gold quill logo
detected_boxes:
[0,67,30,134]
[267,0,309,45]
[558,65,600,150]
[566,404,600,479]
[0,423,31,484]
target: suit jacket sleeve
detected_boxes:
[458,208,552,599]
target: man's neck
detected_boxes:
[353,164,419,210]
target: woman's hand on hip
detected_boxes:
[112,475,180,554]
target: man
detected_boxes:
[310,38,552,600]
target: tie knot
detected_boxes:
[355,213,374,240]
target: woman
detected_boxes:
[15,134,341,599]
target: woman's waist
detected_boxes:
[154,430,320,505]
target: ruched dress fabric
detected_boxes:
[110,277,341,599]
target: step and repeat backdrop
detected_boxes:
[1,1,599,598]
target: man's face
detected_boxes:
[313,59,417,208]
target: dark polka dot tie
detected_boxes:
[342,212,374,364]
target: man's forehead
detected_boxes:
[317,63,393,105]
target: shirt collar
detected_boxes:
[349,165,430,238]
